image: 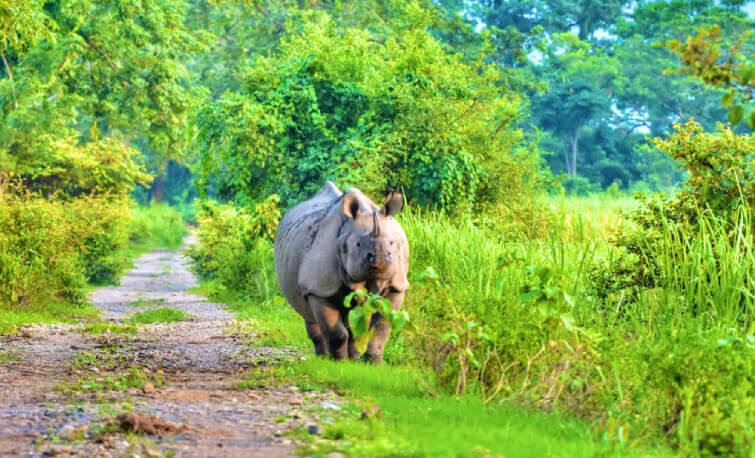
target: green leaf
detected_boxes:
[520,290,541,304]
[349,307,370,337]
[414,266,440,282]
[721,90,734,108]
[738,64,755,85]
[747,111,755,131]
[728,104,744,124]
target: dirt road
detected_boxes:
[0,238,332,457]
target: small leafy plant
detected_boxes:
[344,289,410,353]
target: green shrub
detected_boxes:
[69,196,133,285]
[0,192,87,307]
[187,197,280,299]
[128,204,187,251]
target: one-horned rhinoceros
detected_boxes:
[274,181,409,362]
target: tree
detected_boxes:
[195,4,540,210]
[0,0,206,201]
[532,34,621,176]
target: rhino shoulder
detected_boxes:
[296,204,345,298]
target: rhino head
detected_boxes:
[337,192,404,285]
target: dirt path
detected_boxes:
[0,238,334,457]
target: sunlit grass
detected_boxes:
[0,302,99,335]
[128,308,191,324]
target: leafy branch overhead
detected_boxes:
[667,25,755,129]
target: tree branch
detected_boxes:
[1,50,17,108]
[80,34,119,72]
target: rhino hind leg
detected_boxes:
[309,296,349,360]
[305,321,326,356]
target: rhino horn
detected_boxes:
[372,210,381,237]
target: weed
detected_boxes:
[128,308,191,324]
[0,350,21,364]
[79,322,137,335]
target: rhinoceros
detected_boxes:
[274,181,409,362]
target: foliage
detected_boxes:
[0,191,91,307]
[195,4,539,210]
[666,25,754,129]
[187,198,280,297]
[0,0,208,204]
[128,308,191,324]
[344,288,410,354]
[612,121,753,296]
[0,193,187,331]
[128,205,187,251]
[440,0,753,190]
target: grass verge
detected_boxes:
[0,302,99,335]
[128,308,191,324]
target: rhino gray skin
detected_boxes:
[274,181,409,362]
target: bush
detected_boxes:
[187,197,280,299]
[0,192,87,307]
[128,204,188,251]
[69,196,134,285]
[0,190,188,314]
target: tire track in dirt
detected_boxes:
[0,237,335,457]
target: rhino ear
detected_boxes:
[341,193,361,219]
[382,192,403,217]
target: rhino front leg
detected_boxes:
[363,314,390,364]
[309,296,349,360]
[364,291,405,364]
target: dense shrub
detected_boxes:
[0,192,87,307]
[128,204,188,251]
[0,191,188,311]
[397,206,753,455]
[68,196,134,285]
[187,197,280,299]
[195,5,542,211]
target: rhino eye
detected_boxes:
[390,241,395,245]
[356,242,361,248]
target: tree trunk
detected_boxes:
[151,176,164,204]
[563,130,579,176]
[0,169,7,203]
[568,131,579,176]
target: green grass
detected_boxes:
[0,302,99,335]
[127,298,165,308]
[193,281,307,348]
[275,359,670,457]
[59,367,164,393]
[128,307,191,324]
